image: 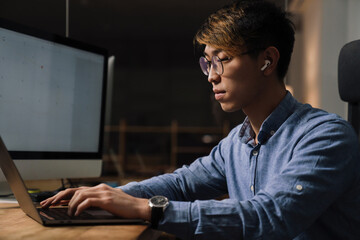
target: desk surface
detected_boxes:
[0,202,161,240]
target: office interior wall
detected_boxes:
[288,0,360,119]
[303,0,322,108]
[320,0,348,118]
[347,0,360,41]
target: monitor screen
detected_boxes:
[0,19,108,160]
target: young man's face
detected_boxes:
[204,45,266,112]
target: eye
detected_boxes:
[219,57,231,62]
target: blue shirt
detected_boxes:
[120,93,360,239]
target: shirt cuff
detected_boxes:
[158,201,198,240]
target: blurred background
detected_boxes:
[1,0,360,179]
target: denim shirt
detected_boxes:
[120,93,360,240]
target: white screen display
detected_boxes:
[0,27,105,152]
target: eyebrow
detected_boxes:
[203,49,222,57]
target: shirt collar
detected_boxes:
[239,91,298,145]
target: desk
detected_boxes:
[0,202,161,240]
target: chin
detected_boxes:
[219,103,241,113]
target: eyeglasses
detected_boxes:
[199,56,229,76]
[199,48,265,76]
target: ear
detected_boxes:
[260,46,280,76]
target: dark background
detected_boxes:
[0,0,284,173]
[0,0,283,127]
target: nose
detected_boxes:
[207,66,220,83]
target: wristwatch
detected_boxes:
[148,195,169,229]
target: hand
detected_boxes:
[40,186,88,208]
[40,184,151,221]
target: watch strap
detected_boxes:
[150,206,164,229]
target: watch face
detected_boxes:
[150,196,169,207]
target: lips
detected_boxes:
[213,89,226,101]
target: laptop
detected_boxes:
[0,136,145,226]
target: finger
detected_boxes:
[41,194,63,208]
[50,189,75,205]
[67,185,111,215]
[66,186,92,206]
[67,188,89,213]
[50,200,70,206]
[42,188,79,208]
[40,196,56,207]
[74,198,103,216]
[68,191,102,216]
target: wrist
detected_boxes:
[137,198,151,221]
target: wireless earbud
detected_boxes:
[261,60,271,71]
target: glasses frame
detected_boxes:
[199,48,266,76]
[199,56,228,76]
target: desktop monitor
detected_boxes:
[0,19,109,194]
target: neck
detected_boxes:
[243,82,287,143]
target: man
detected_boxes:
[41,1,360,239]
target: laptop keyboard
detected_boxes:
[39,208,94,220]
[30,191,59,202]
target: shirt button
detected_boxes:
[250,185,254,192]
[252,150,258,156]
[296,185,303,191]
[270,130,275,136]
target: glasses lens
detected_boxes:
[212,56,223,75]
[199,57,209,75]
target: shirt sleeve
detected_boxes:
[120,120,360,240]
[118,128,239,240]
[119,139,229,201]
[119,127,242,201]
[259,119,360,238]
